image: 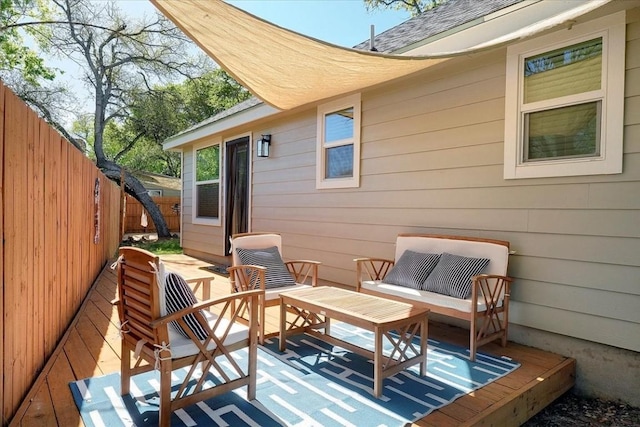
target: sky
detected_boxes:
[226,0,410,47]
[123,0,411,49]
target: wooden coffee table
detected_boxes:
[279,286,429,397]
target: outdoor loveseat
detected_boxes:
[355,234,512,361]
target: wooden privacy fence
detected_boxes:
[124,195,180,233]
[0,81,121,424]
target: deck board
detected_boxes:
[10,255,575,426]
[17,378,55,427]
[48,354,85,427]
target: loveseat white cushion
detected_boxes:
[361,280,502,313]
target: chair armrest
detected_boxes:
[227,265,266,293]
[151,289,264,328]
[285,260,321,286]
[184,275,215,300]
[184,274,215,284]
[470,274,513,313]
[353,258,395,291]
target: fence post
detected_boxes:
[119,168,126,243]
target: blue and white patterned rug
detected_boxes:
[69,322,519,426]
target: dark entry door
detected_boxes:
[225,136,250,255]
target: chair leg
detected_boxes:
[120,341,132,395]
[501,312,509,347]
[259,295,266,345]
[247,340,257,400]
[159,359,173,427]
[470,314,477,362]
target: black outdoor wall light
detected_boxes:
[257,134,271,158]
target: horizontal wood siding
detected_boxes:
[1,81,121,423]
[180,10,640,353]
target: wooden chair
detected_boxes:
[229,232,320,343]
[115,247,261,427]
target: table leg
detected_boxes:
[420,317,428,377]
[279,298,287,351]
[373,326,383,397]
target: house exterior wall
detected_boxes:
[178,7,640,403]
[144,185,180,197]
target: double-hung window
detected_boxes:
[193,143,221,225]
[504,12,625,179]
[316,94,361,189]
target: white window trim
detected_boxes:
[504,11,625,179]
[192,139,222,226]
[316,93,361,189]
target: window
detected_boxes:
[316,94,361,188]
[504,12,625,179]
[193,143,220,225]
[147,189,163,197]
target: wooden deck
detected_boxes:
[10,255,575,426]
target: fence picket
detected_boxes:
[124,195,180,234]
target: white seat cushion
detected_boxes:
[361,280,502,313]
[168,311,249,359]
[264,283,311,301]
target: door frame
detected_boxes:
[223,133,252,255]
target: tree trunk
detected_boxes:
[100,160,172,238]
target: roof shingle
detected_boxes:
[353,0,524,53]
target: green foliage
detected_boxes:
[100,68,249,177]
[363,0,447,16]
[124,236,182,255]
[0,0,56,83]
[196,145,219,181]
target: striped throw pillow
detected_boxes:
[236,246,296,288]
[384,250,441,289]
[164,272,208,340]
[421,252,490,299]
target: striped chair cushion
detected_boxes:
[236,246,296,288]
[422,252,490,299]
[384,250,440,289]
[164,272,208,340]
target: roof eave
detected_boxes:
[400,0,605,56]
[163,103,280,151]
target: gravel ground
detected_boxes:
[524,391,640,426]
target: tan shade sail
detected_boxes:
[151,0,612,111]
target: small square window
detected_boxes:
[524,101,601,162]
[325,107,354,142]
[325,145,354,178]
[316,94,361,189]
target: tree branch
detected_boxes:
[113,131,145,162]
